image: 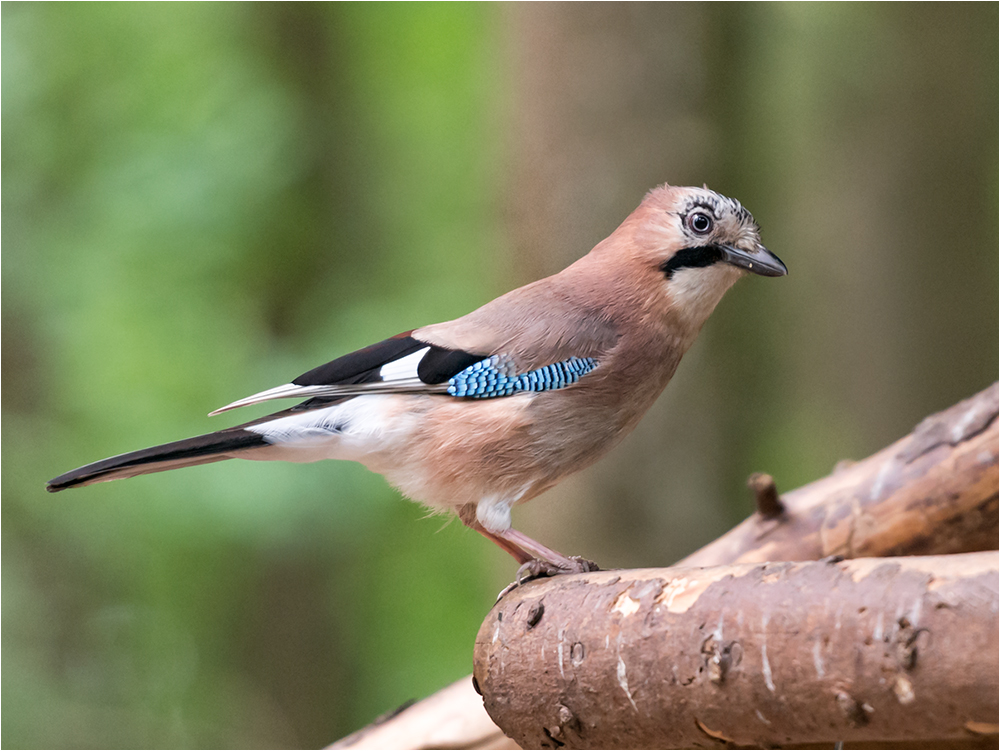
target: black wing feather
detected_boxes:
[416,348,484,384]
[291,331,487,387]
[293,332,428,386]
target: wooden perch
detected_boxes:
[473,552,999,749]
[332,383,998,749]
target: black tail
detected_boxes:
[47,428,269,492]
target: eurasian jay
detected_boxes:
[47,183,786,573]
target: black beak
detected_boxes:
[719,244,788,277]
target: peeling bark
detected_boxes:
[680,383,998,567]
[474,552,999,749]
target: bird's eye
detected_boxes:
[687,211,713,235]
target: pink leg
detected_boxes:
[457,505,599,575]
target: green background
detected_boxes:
[3,4,997,747]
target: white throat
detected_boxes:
[667,264,743,330]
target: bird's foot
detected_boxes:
[496,556,600,600]
[517,556,600,582]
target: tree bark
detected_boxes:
[473,552,999,749]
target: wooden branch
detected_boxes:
[332,384,998,749]
[747,472,783,518]
[680,382,998,567]
[473,552,999,749]
[329,676,518,750]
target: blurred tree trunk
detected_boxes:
[500,2,737,570]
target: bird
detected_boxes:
[47,183,786,574]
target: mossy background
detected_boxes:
[3,4,996,747]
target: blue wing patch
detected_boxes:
[447,356,598,399]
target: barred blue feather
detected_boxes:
[447,356,598,399]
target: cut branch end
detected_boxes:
[748,471,783,518]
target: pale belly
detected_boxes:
[237,390,632,534]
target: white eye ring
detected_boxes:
[686,211,713,235]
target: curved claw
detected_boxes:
[517,556,601,582]
[496,556,601,600]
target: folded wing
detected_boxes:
[211,327,606,415]
[209,331,486,414]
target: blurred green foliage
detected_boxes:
[3,3,997,748]
[4,4,505,747]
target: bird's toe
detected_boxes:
[495,556,602,600]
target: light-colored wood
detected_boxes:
[329,675,518,750]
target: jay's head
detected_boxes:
[608,184,787,329]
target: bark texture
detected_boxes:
[474,552,999,749]
[680,383,998,567]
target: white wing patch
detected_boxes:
[378,347,430,381]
